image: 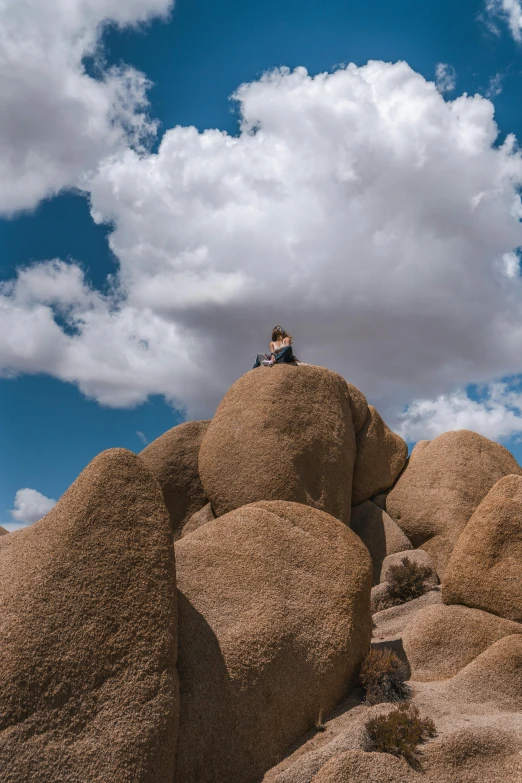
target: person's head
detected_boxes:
[272,325,291,342]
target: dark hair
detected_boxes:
[272,325,292,342]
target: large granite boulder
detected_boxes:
[174,500,372,783]
[140,420,210,538]
[443,475,522,622]
[0,449,178,783]
[351,406,407,506]
[387,430,522,576]
[199,365,357,524]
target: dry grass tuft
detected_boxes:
[387,557,434,604]
[365,702,436,762]
[359,648,410,705]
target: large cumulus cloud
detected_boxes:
[0,0,173,214]
[3,60,522,430]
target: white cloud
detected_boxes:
[398,382,522,442]
[486,72,504,98]
[136,430,148,444]
[485,0,522,41]
[3,61,522,424]
[435,63,456,93]
[10,488,57,526]
[0,0,173,214]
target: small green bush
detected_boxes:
[387,557,434,604]
[365,702,436,762]
[359,648,410,705]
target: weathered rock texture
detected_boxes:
[351,406,407,506]
[199,366,357,524]
[345,382,369,434]
[180,501,215,538]
[0,449,178,783]
[403,604,522,681]
[435,634,522,712]
[174,500,372,783]
[387,430,522,576]
[309,750,416,783]
[350,500,412,584]
[443,475,522,622]
[140,420,210,538]
[0,525,8,535]
[422,728,522,783]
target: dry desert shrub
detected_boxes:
[360,648,411,705]
[365,702,436,762]
[387,557,434,604]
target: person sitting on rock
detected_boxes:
[253,326,296,368]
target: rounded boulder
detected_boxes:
[0,449,178,783]
[403,604,522,681]
[387,430,522,577]
[174,500,373,783]
[198,365,356,524]
[443,475,522,622]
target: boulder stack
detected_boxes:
[387,430,522,576]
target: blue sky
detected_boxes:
[3,0,522,529]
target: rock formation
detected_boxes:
[387,430,522,576]
[443,474,522,622]
[4,364,522,783]
[174,500,372,783]
[0,449,178,783]
[403,604,522,681]
[140,420,210,538]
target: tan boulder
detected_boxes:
[309,750,417,783]
[422,727,522,783]
[403,604,522,681]
[435,634,522,712]
[0,525,8,535]
[387,430,522,577]
[199,365,357,524]
[180,501,215,538]
[174,500,372,783]
[140,420,210,538]
[443,475,522,622]
[0,449,178,783]
[351,406,407,506]
[350,500,412,584]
